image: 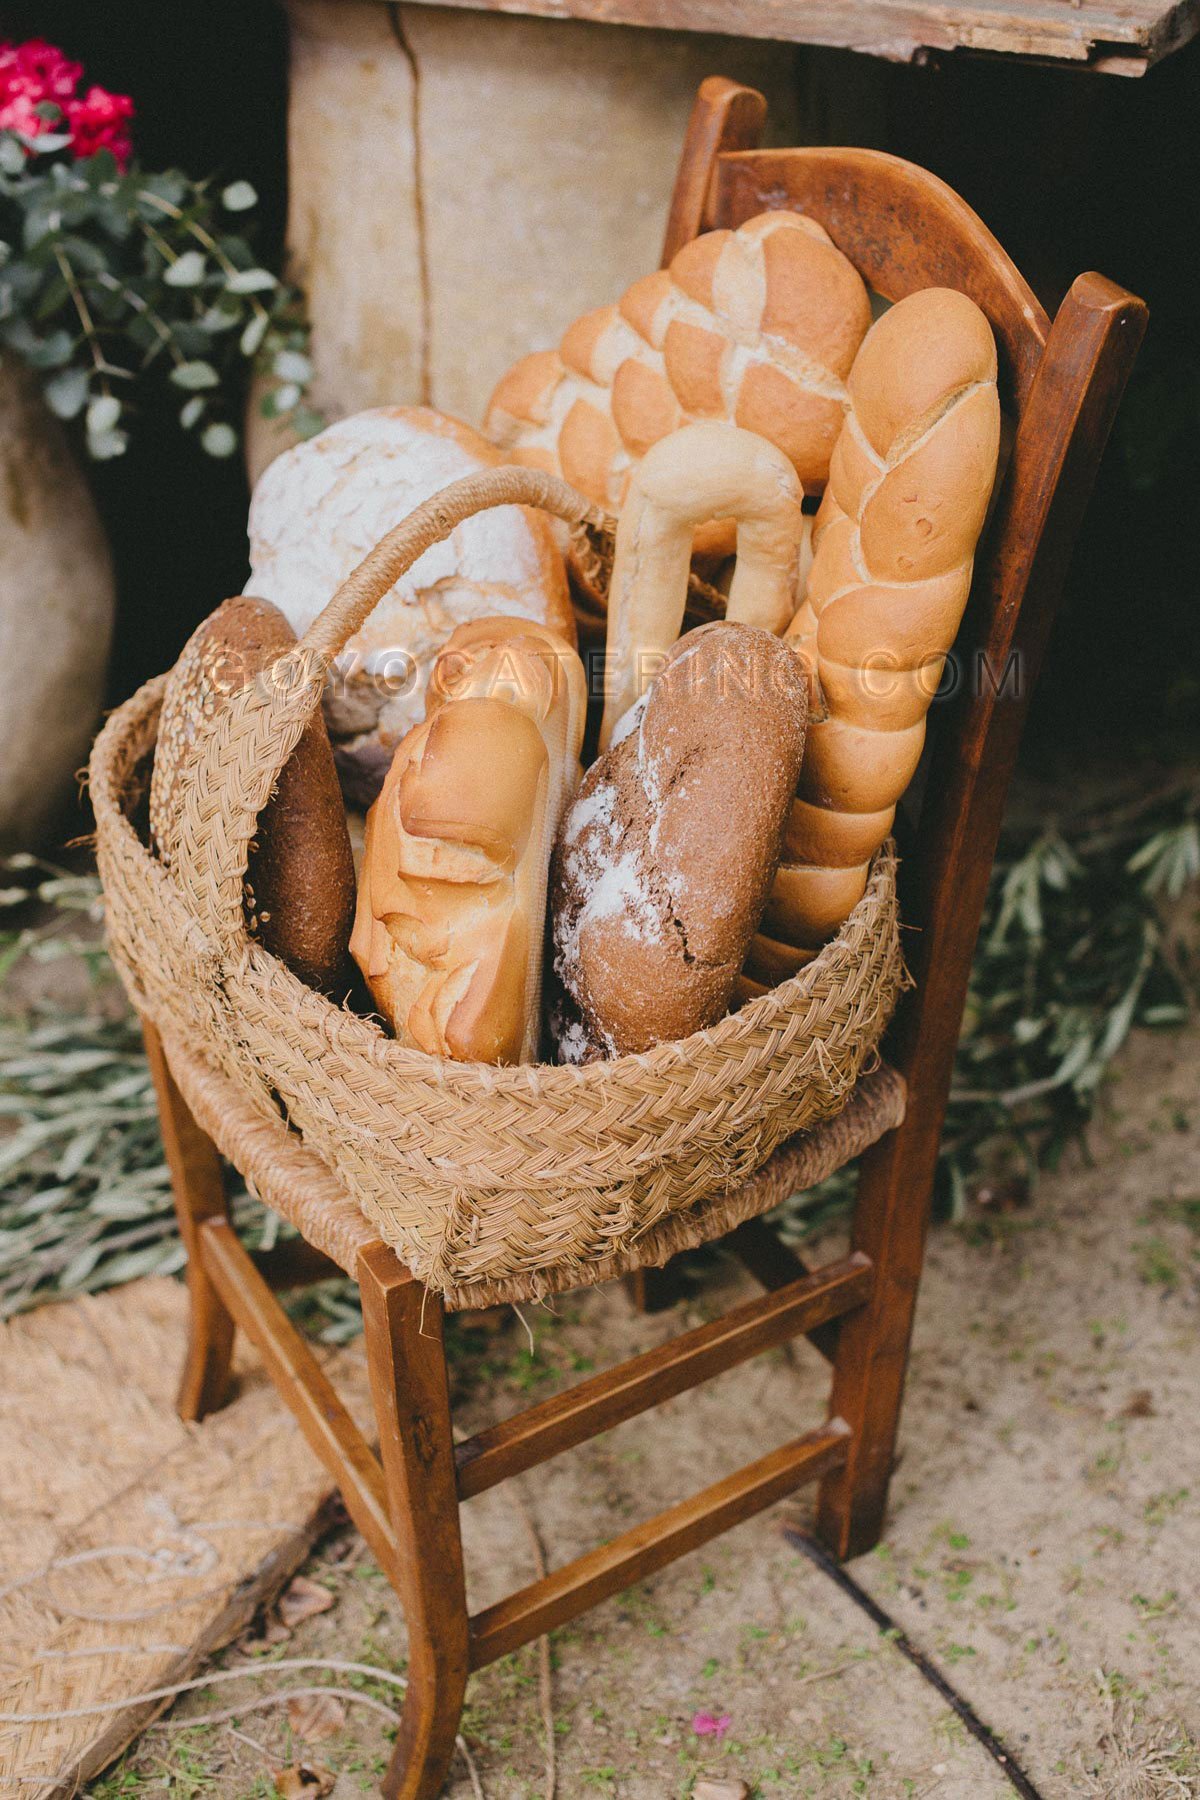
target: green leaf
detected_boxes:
[225,267,276,295]
[272,349,313,385]
[169,360,219,391]
[43,367,89,419]
[222,180,257,212]
[86,394,122,435]
[0,136,26,176]
[86,427,129,461]
[27,132,72,155]
[179,395,205,429]
[239,311,269,357]
[201,421,238,458]
[163,249,206,288]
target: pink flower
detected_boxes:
[0,38,82,106]
[0,39,133,167]
[692,1711,733,1741]
[66,84,134,168]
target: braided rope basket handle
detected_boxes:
[169,465,612,955]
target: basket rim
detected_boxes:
[92,671,899,1101]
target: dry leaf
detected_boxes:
[272,1762,336,1799]
[1121,1388,1155,1418]
[287,1690,347,1743]
[694,1781,750,1800]
[277,1575,335,1628]
[238,1614,293,1653]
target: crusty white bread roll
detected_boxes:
[753,287,1001,969]
[598,421,807,748]
[552,623,808,1059]
[246,407,573,805]
[351,619,586,1063]
[485,213,871,539]
[151,597,357,993]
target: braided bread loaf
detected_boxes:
[749,287,1001,975]
[484,212,872,536]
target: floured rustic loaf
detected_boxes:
[352,618,586,1064]
[150,596,357,993]
[485,211,872,563]
[245,406,573,804]
[551,622,808,1059]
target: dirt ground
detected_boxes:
[90,1022,1200,1800]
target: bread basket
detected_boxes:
[91,466,905,1300]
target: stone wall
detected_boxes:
[248,0,800,476]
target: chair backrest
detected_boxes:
[663,77,1148,1160]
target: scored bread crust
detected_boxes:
[351,619,586,1064]
[485,212,872,527]
[552,623,808,1059]
[753,287,1001,966]
[150,596,357,993]
[246,406,573,804]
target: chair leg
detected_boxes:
[141,1019,235,1422]
[359,1244,470,1800]
[816,1118,938,1560]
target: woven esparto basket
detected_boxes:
[91,465,905,1299]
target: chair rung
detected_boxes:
[726,1218,840,1361]
[468,1417,851,1667]
[199,1218,400,1582]
[455,1253,871,1500]
[254,1237,344,1291]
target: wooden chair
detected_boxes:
[139,76,1146,1799]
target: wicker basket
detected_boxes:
[91,466,905,1298]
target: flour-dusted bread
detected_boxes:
[486,212,872,541]
[552,622,808,1058]
[150,596,357,993]
[760,288,1001,965]
[246,407,574,804]
[351,619,586,1064]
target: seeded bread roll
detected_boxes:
[551,622,808,1058]
[150,596,357,992]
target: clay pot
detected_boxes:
[0,356,115,852]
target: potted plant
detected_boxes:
[0,37,318,850]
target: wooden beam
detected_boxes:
[469,1419,851,1666]
[455,1255,870,1500]
[394,0,1196,73]
[198,1218,400,1583]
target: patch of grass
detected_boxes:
[1135,1238,1183,1289]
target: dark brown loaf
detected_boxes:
[150,596,356,992]
[551,622,808,1058]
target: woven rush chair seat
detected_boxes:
[155,1024,906,1310]
[91,464,906,1300]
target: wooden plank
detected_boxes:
[455,1254,871,1499]
[389,0,1199,72]
[469,1419,851,1666]
[199,1218,401,1583]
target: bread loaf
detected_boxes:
[150,596,357,992]
[552,623,808,1059]
[351,619,586,1063]
[246,407,573,804]
[598,421,806,748]
[755,288,1000,967]
[485,213,871,538]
